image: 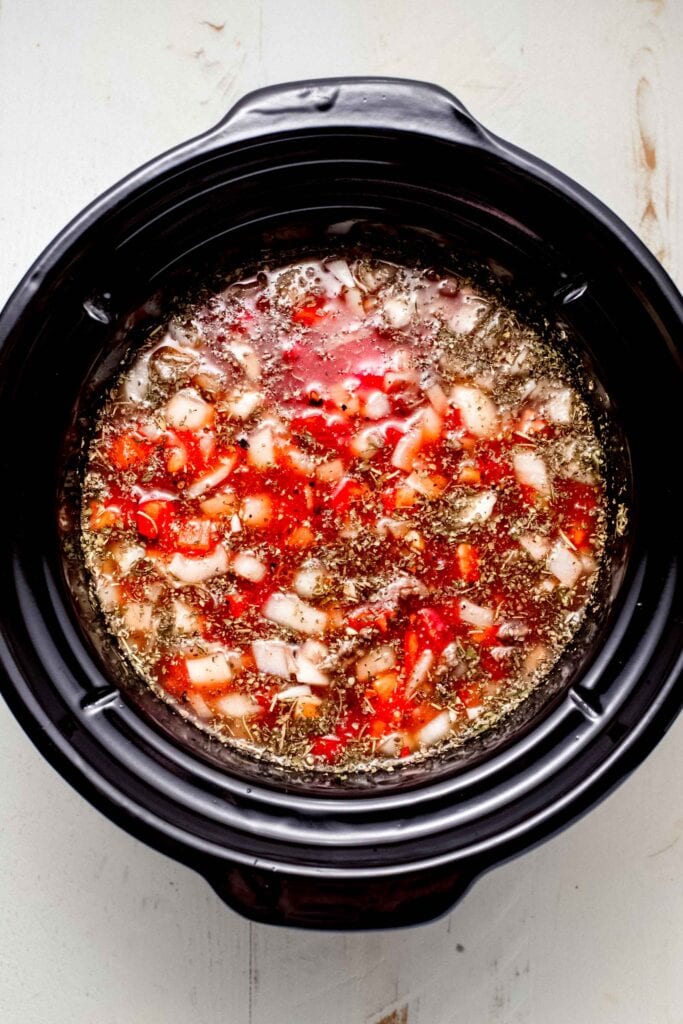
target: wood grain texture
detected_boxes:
[0,2,681,1022]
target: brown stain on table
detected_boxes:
[632,6,671,266]
[374,1007,409,1024]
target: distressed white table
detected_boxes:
[1,2,681,1022]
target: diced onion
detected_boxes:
[164,389,214,431]
[122,601,153,634]
[542,387,573,424]
[376,732,404,758]
[173,599,200,633]
[513,450,551,495]
[420,404,443,443]
[405,649,435,697]
[252,639,296,679]
[187,454,237,499]
[547,540,583,587]
[227,342,261,381]
[294,651,330,686]
[523,644,549,676]
[247,424,276,469]
[240,494,273,529]
[376,517,411,539]
[345,287,365,316]
[497,619,529,641]
[326,259,356,289]
[316,458,345,483]
[262,592,328,635]
[391,428,423,471]
[383,296,413,328]
[405,471,448,499]
[416,710,452,748]
[96,579,122,611]
[293,565,326,600]
[187,692,213,720]
[519,533,550,560]
[282,444,318,476]
[350,426,385,459]
[111,542,146,573]
[448,294,485,334]
[200,488,237,518]
[329,381,361,416]
[168,545,228,584]
[363,390,391,420]
[215,692,262,718]
[186,652,233,686]
[274,685,313,702]
[450,384,500,438]
[458,598,494,628]
[461,491,497,524]
[226,389,263,420]
[299,639,328,664]
[232,551,266,582]
[426,382,449,416]
[355,645,397,682]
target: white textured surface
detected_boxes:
[1,2,681,1022]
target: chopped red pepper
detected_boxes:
[291,296,327,326]
[110,432,151,470]
[175,518,213,554]
[456,542,480,582]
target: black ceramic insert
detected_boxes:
[0,78,681,929]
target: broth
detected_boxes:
[81,256,607,770]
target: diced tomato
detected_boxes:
[517,483,537,506]
[89,501,120,531]
[414,607,450,655]
[566,525,589,549]
[515,407,551,437]
[281,341,304,362]
[380,485,417,512]
[290,410,353,454]
[456,543,479,582]
[109,433,151,470]
[554,480,598,537]
[445,407,462,430]
[164,430,211,478]
[407,702,441,729]
[310,735,344,762]
[469,625,499,646]
[347,604,394,633]
[457,682,482,709]
[480,649,509,682]
[135,499,174,542]
[372,691,409,727]
[457,464,481,486]
[477,440,514,485]
[286,524,316,548]
[162,656,190,699]
[403,629,419,677]
[292,295,327,326]
[175,518,212,553]
[227,592,248,618]
[329,476,368,513]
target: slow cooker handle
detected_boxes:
[211,77,494,149]
[204,859,479,929]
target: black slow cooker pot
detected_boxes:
[0,78,681,930]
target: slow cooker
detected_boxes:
[0,77,680,929]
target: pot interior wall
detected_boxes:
[6,129,650,795]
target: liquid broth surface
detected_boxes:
[81,256,606,770]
